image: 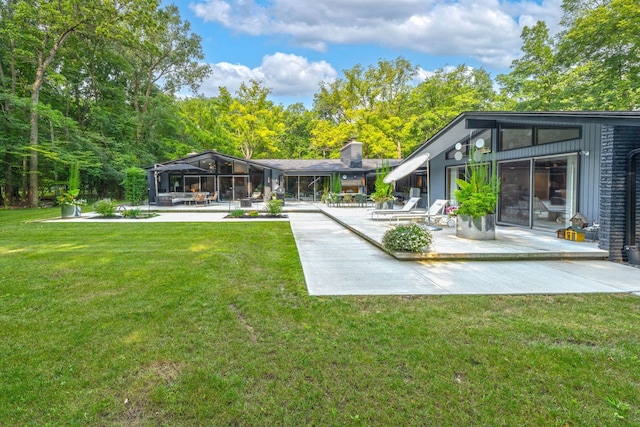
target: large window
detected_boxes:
[536,127,581,145]
[499,125,581,151]
[500,127,533,151]
[445,166,466,206]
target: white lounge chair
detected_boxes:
[369,197,423,220]
[389,199,449,223]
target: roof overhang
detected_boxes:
[406,111,640,162]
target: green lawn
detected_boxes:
[1,208,639,426]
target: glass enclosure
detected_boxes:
[283,176,330,201]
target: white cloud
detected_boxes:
[198,52,337,100]
[190,0,564,69]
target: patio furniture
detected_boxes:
[354,193,367,207]
[369,197,423,220]
[187,192,207,205]
[206,191,219,204]
[389,199,449,223]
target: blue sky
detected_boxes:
[169,0,564,106]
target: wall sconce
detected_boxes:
[580,150,589,156]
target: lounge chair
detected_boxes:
[369,197,423,220]
[389,199,449,223]
[205,191,219,204]
[187,192,207,205]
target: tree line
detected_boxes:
[1,0,637,207]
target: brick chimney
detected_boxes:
[340,139,363,168]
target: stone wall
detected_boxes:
[599,125,640,261]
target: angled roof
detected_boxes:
[147,150,401,174]
[407,111,640,162]
[251,158,401,174]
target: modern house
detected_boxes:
[147,140,400,204]
[403,111,640,262]
[148,111,640,262]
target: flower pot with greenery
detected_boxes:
[371,161,395,209]
[58,162,85,218]
[454,149,499,240]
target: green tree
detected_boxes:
[280,103,315,158]
[559,0,640,110]
[410,65,495,147]
[4,0,158,207]
[312,57,419,159]
[498,0,640,111]
[225,80,285,159]
[496,22,567,110]
[123,5,211,142]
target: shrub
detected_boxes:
[248,210,260,217]
[264,199,283,216]
[93,198,118,217]
[382,223,433,253]
[230,209,245,218]
[121,167,148,206]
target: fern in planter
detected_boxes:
[371,161,394,205]
[382,223,433,253]
[454,148,499,218]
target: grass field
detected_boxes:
[1,208,639,426]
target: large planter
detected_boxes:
[61,205,82,218]
[456,214,496,240]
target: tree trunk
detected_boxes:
[4,151,12,206]
[22,155,28,203]
[28,63,43,208]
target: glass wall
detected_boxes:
[532,155,577,229]
[283,176,330,201]
[497,155,578,229]
[219,176,233,201]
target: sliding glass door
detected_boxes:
[498,155,578,229]
[532,155,577,229]
[498,160,531,226]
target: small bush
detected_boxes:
[382,223,433,253]
[230,209,245,218]
[93,198,118,217]
[248,210,260,217]
[123,208,141,218]
[264,199,283,216]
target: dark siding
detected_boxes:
[599,125,640,261]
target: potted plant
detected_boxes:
[58,162,85,218]
[454,148,500,240]
[371,161,395,208]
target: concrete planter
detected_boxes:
[456,214,496,240]
[61,205,81,218]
